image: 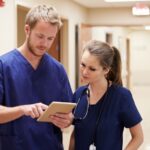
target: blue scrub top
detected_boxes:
[73,84,142,150]
[0,49,73,150]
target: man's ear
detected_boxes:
[24,24,30,35]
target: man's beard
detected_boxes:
[27,36,44,57]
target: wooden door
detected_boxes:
[47,31,61,61]
[75,24,92,88]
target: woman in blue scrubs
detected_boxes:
[70,40,143,150]
[0,5,73,150]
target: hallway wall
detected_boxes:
[0,0,16,54]
[128,30,150,86]
[88,7,150,25]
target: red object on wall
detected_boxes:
[0,0,5,7]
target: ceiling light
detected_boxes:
[145,26,150,30]
[105,0,150,2]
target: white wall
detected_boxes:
[128,30,150,86]
[92,26,131,46]
[88,7,150,26]
[0,0,16,54]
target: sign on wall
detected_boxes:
[0,0,5,7]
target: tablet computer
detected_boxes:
[37,101,76,122]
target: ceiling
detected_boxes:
[72,0,150,8]
[72,0,150,30]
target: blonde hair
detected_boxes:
[25,4,62,30]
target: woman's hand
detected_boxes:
[49,112,74,129]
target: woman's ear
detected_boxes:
[104,67,110,74]
[103,67,110,78]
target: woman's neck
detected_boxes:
[88,79,109,104]
[89,79,108,94]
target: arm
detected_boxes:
[124,123,144,150]
[0,103,48,124]
[0,105,25,123]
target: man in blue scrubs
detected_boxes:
[0,4,73,150]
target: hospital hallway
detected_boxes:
[123,85,150,150]
[1,0,150,150]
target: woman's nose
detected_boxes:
[82,68,89,75]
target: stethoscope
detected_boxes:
[73,86,90,120]
[73,82,110,150]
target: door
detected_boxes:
[47,31,61,61]
[75,24,92,88]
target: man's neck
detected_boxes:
[18,44,42,70]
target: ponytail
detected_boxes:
[107,46,123,86]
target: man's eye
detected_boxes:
[81,63,86,67]
[37,35,43,39]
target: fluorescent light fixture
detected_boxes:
[145,26,150,30]
[105,0,150,2]
[132,3,150,15]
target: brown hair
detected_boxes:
[83,40,123,86]
[25,4,62,30]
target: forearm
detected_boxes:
[0,105,24,123]
[124,137,143,150]
[124,123,144,150]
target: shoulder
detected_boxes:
[75,85,87,94]
[44,53,67,76]
[0,49,17,63]
[45,53,65,70]
[112,85,142,127]
[112,85,139,116]
[109,84,134,108]
[111,84,132,98]
[0,49,18,70]
[73,85,87,102]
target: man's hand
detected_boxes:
[49,112,74,129]
[21,102,48,118]
[0,103,48,123]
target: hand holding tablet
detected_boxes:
[37,101,76,122]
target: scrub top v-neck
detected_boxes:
[73,84,142,150]
[0,49,73,150]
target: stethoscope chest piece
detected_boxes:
[89,143,96,150]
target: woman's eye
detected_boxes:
[48,37,54,41]
[89,68,96,71]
